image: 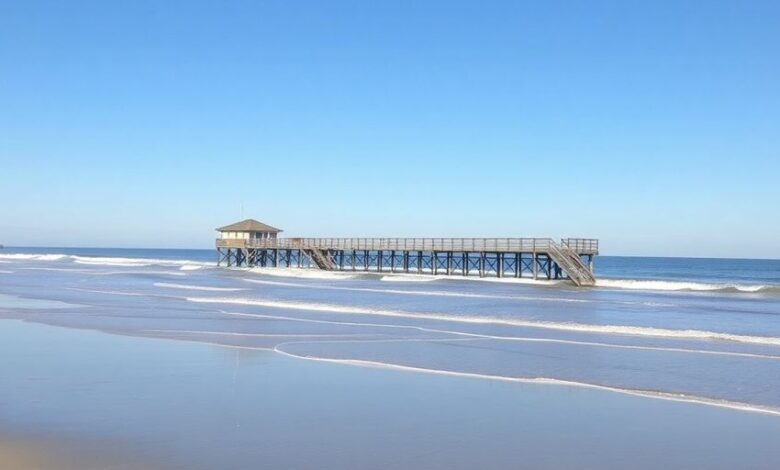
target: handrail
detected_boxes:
[560,238,599,253]
[216,237,598,254]
[547,240,596,286]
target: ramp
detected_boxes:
[305,248,334,270]
[547,241,596,286]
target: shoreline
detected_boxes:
[3,249,780,296]
[12,315,780,418]
[2,319,780,469]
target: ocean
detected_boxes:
[1,247,779,417]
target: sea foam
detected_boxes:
[71,255,213,268]
[0,253,68,261]
[154,282,245,292]
[0,253,214,269]
[246,267,357,280]
[242,278,590,303]
[597,278,772,293]
[187,296,780,346]
[270,349,780,417]
[219,310,780,361]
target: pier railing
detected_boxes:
[216,237,599,255]
[560,238,599,253]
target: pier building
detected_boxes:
[215,219,598,286]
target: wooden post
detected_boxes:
[533,252,538,280]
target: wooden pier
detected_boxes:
[215,220,599,286]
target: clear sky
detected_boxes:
[1,1,778,257]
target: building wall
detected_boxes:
[219,231,276,240]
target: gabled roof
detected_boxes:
[216,219,282,233]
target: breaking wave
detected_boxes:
[180,265,205,271]
[597,278,778,294]
[186,296,780,346]
[73,258,152,267]
[246,267,356,280]
[0,253,68,261]
[71,255,213,268]
[0,252,214,269]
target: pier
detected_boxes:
[215,220,599,286]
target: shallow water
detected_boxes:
[1,248,779,414]
[2,320,780,469]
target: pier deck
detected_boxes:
[216,237,599,286]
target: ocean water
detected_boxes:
[1,247,779,416]
[5,320,780,469]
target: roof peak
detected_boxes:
[216,219,282,233]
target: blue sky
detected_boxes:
[1,0,778,257]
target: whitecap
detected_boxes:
[0,253,68,261]
[180,265,205,271]
[597,278,770,293]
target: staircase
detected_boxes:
[547,241,596,287]
[305,247,335,270]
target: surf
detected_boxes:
[271,347,780,417]
[597,278,776,294]
[186,296,780,346]
[242,278,591,303]
[154,282,246,292]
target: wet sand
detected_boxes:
[0,440,61,470]
[0,435,159,469]
[1,319,780,469]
